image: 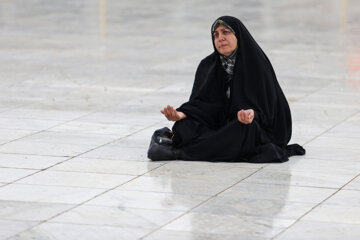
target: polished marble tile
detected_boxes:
[0,108,89,121]
[194,197,315,220]
[0,168,37,183]
[0,200,73,221]
[80,146,148,161]
[321,189,360,207]
[326,122,360,138]
[51,205,182,229]
[0,118,61,131]
[0,129,36,142]
[344,176,360,190]
[290,104,358,125]
[18,170,135,189]
[50,157,163,175]
[0,0,359,238]
[0,153,67,170]
[288,122,331,138]
[301,146,360,162]
[50,121,145,136]
[8,222,149,240]
[299,90,360,108]
[243,168,355,188]
[288,135,314,145]
[0,141,94,157]
[163,212,294,238]
[85,189,209,211]
[276,220,360,240]
[111,135,154,148]
[302,204,360,224]
[307,136,360,150]
[348,112,360,122]
[0,184,103,204]
[144,229,264,240]
[145,161,259,180]
[204,161,266,169]
[80,111,160,126]
[21,131,119,146]
[119,175,242,196]
[264,157,360,175]
[219,182,336,204]
[0,219,38,240]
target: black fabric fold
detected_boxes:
[170,16,304,163]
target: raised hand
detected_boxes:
[237,109,254,124]
[161,105,187,121]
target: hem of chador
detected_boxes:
[174,143,290,163]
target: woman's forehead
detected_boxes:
[212,19,236,35]
[214,24,229,32]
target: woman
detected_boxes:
[148,16,305,163]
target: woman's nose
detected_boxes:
[218,33,225,41]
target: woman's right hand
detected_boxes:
[161,105,186,121]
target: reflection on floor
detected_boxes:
[0,0,359,239]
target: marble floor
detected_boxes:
[0,0,359,239]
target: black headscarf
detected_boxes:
[177,16,292,148]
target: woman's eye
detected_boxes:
[223,30,230,35]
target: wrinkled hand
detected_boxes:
[161,105,187,121]
[237,109,254,124]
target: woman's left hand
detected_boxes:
[237,109,254,124]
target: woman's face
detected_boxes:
[213,24,237,56]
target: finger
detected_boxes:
[169,108,175,119]
[172,108,178,120]
[172,108,177,117]
[244,111,250,123]
[243,113,248,124]
[175,111,180,121]
[246,111,250,120]
[166,110,172,120]
[241,111,246,122]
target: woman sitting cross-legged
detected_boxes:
[148,16,305,163]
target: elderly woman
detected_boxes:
[148,16,305,162]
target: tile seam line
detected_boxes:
[302,108,360,146]
[271,172,360,240]
[4,160,171,240]
[290,76,352,105]
[0,82,168,147]
[0,120,165,190]
[0,103,33,115]
[0,109,97,147]
[138,166,265,240]
[287,78,337,103]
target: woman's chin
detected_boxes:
[221,51,231,56]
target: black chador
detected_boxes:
[149,16,305,163]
